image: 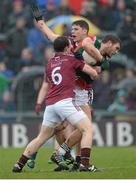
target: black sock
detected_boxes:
[17,154,29,169]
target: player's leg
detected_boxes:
[12,105,64,172]
[12,124,54,172]
[27,121,67,168]
[54,120,68,145]
[50,122,75,169]
[55,102,99,172]
[69,89,94,171]
[51,99,93,170]
[58,123,75,165]
[71,104,92,170]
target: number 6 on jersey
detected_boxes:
[51,67,62,85]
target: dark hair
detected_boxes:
[102,35,121,47]
[53,36,69,52]
[72,20,89,33]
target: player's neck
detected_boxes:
[77,34,88,44]
[55,52,65,56]
[99,43,105,55]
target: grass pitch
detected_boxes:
[0,147,136,179]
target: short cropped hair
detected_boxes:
[102,35,121,47]
[72,20,89,33]
[53,36,69,52]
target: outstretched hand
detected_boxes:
[30,2,43,21]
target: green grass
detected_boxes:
[0,147,136,179]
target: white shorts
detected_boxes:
[74,87,93,106]
[42,98,86,128]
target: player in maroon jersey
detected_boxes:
[12,36,98,172]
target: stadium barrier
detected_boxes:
[0,111,136,147]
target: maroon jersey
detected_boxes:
[45,54,85,105]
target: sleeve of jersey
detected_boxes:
[72,58,85,71]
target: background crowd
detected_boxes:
[0,0,136,113]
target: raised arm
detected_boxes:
[31,3,59,42]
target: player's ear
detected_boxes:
[83,29,88,35]
[64,46,68,52]
[65,45,70,53]
[108,41,112,47]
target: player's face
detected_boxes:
[71,25,87,42]
[106,42,120,58]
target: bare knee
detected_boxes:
[77,118,93,136]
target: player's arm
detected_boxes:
[37,20,59,42]
[36,81,49,105]
[82,64,98,80]
[35,81,49,114]
[31,4,59,41]
[82,37,103,63]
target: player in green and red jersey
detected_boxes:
[61,33,121,172]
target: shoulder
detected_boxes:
[82,35,96,46]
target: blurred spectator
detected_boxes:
[117,10,136,59]
[41,46,55,66]
[0,0,12,32]
[125,68,135,80]
[93,71,112,109]
[97,0,123,30]
[80,0,98,26]
[108,89,128,112]
[27,20,50,62]
[117,0,126,14]
[43,0,59,21]
[0,38,6,61]
[125,0,136,11]
[0,62,15,112]
[116,10,136,43]
[18,48,39,72]
[8,0,32,29]
[112,68,126,87]
[5,16,27,74]
[124,68,136,110]
[0,62,14,78]
[37,0,61,9]
[127,88,136,110]
[58,0,75,15]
